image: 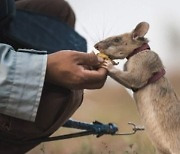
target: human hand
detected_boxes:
[45,50,107,89]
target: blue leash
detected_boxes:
[1,119,144,144]
[35,119,145,143]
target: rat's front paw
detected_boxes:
[101,60,114,70]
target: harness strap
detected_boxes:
[126,43,166,92]
[132,68,166,92]
[126,43,150,60]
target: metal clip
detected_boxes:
[114,122,145,136]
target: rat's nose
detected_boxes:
[94,43,100,50]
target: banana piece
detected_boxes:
[92,47,118,65]
[96,52,118,65]
[97,53,111,61]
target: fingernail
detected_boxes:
[97,57,104,63]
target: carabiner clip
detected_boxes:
[114,122,145,136]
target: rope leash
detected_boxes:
[63,120,145,137]
[1,119,145,144]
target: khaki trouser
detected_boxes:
[0,0,83,153]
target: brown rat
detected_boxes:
[94,22,180,154]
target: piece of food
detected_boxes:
[97,52,111,61]
[96,52,118,65]
[92,47,118,65]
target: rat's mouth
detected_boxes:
[93,47,118,65]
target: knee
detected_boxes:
[48,0,76,27]
[16,0,76,27]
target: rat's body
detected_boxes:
[94,22,180,154]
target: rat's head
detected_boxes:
[94,22,149,59]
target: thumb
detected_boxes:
[78,52,101,66]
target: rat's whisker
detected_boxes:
[76,19,98,44]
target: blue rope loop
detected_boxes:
[92,121,118,137]
[63,119,119,137]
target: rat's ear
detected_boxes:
[132,22,149,40]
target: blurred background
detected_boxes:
[28,0,180,153]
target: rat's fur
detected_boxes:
[95,22,180,154]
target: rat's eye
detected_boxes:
[114,38,121,43]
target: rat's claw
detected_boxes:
[105,60,112,65]
[101,60,113,70]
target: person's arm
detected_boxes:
[0,43,107,122]
[0,43,47,121]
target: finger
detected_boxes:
[77,52,100,66]
[83,67,107,80]
[80,68,108,89]
[100,65,108,70]
[71,67,107,89]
